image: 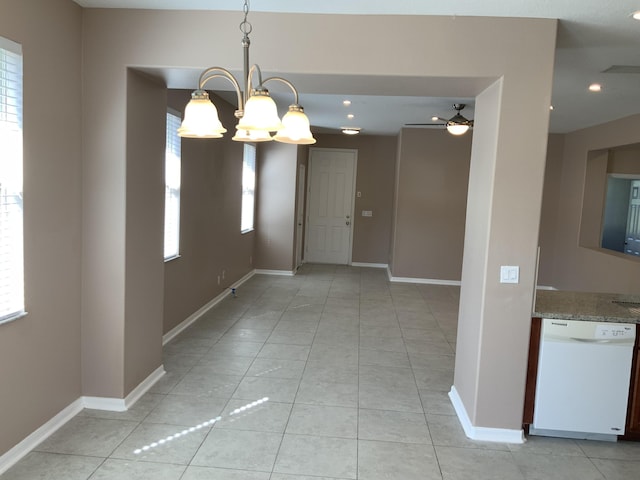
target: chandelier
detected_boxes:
[178,0,316,145]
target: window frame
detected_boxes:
[0,36,25,325]
[164,108,182,262]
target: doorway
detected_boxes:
[305,148,357,264]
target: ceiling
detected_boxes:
[73,0,640,136]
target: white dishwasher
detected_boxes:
[531,318,635,440]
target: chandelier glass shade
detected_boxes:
[177,90,226,138]
[178,0,316,145]
[273,105,316,144]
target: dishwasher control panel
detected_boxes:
[595,324,635,340]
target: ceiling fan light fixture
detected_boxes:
[341,127,361,135]
[445,104,473,135]
[446,123,471,135]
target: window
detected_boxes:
[241,143,256,233]
[0,37,24,323]
[164,110,181,260]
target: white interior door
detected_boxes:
[305,148,357,264]
[295,164,306,269]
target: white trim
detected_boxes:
[163,270,256,345]
[123,365,165,408]
[254,269,295,276]
[0,36,22,55]
[536,285,557,291]
[449,386,525,444]
[386,266,461,286]
[351,262,388,269]
[0,398,84,475]
[83,365,166,411]
[0,365,167,474]
[82,396,127,412]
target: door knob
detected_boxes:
[346,221,350,226]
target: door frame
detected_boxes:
[295,163,306,269]
[305,147,358,265]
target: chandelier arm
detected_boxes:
[262,76,300,105]
[198,67,244,113]
[247,64,266,92]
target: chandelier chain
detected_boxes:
[240,0,252,36]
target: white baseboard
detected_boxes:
[448,386,525,444]
[0,365,167,475]
[0,398,84,475]
[386,266,461,286]
[254,269,295,276]
[351,262,388,269]
[536,285,557,290]
[83,365,166,411]
[163,270,256,345]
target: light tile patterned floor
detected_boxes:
[3,264,640,479]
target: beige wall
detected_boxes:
[123,70,166,392]
[70,8,560,436]
[537,134,565,286]
[456,70,555,429]
[163,90,255,334]
[0,6,559,456]
[609,143,640,173]
[0,0,83,456]
[314,134,397,265]
[540,114,640,294]
[255,142,299,271]
[390,128,472,279]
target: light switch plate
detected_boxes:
[500,265,519,284]
[362,210,373,217]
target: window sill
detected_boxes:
[580,246,640,262]
[164,254,181,263]
[241,228,255,235]
[0,311,28,326]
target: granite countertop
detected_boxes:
[534,290,640,324]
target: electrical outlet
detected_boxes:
[222,269,226,280]
[249,255,253,265]
[217,275,221,285]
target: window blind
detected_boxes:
[164,111,181,260]
[241,143,256,233]
[0,37,24,323]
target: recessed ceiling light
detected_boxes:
[431,116,439,121]
[632,10,640,20]
[549,105,554,111]
[588,83,602,92]
[341,127,361,135]
[343,100,351,106]
[347,114,354,119]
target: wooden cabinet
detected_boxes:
[623,324,640,440]
[523,317,542,426]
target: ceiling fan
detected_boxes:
[406,103,474,135]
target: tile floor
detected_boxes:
[4,264,640,479]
